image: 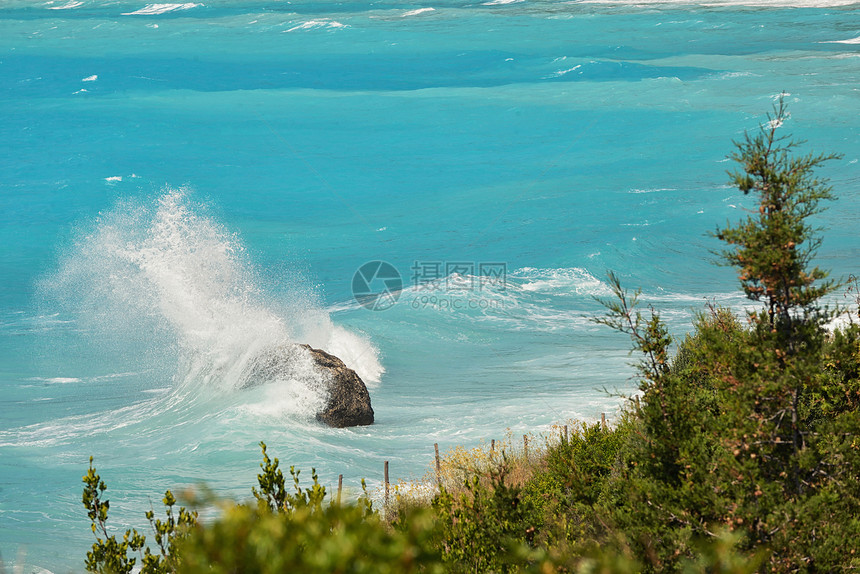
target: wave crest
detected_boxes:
[39,188,382,418]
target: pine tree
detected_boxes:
[596,98,860,572]
[716,94,840,336]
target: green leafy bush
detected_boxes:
[177,442,445,573]
[251,441,327,514]
[432,460,536,573]
[82,457,197,573]
[177,496,445,574]
[519,420,629,551]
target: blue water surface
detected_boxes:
[1,0,859,570]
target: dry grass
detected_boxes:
[377,420,589,519]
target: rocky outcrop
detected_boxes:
[242,343,374,428]
[300,345,374,428]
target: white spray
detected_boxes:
[40,188,383,418]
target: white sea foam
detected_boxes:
[39,188,382,419]
[105,175,122,182]
[92,371,141,381]
[402,7,435,16]
[48,1,83,9]
[628,187,676,194]
[122,3,201,16]
[708,71,756,81]
[482,0,523,5]
[321,325,384,386]
[29,376,82,384]
[332,267,610,332]
[827,311,859,333]
[512,267,612,297]
[621,220,662,227]
[332,265,737,337]
[82,74,98,82]
[577,0,859,6]
[286,19,348,32]
[766,113,789,129]
[548,65,582,78]
[822,35,860,44]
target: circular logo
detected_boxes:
[352,261,402,311]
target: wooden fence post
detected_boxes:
[523,434,529,459]
[491,439,495,454]
[563,424,568,443]
[384,460,389,509]
[434,443,442,487]
[337,474,343,505]
[601,412,607,430]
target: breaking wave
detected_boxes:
[38,188,382,419]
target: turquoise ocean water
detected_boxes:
[1,0,859,569]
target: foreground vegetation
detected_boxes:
[83,99,860,572]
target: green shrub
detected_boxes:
[432,460,536,573]
[251,441,327,514]
[82,457,197,573]
[177,498,444,574]
[178,442,442,573]
[519,420,629,551]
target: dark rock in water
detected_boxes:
[300,344,375,428]
[242,343,374,428]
